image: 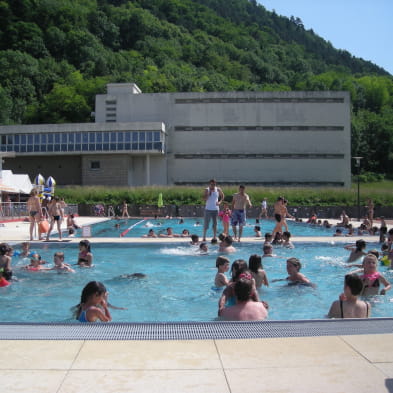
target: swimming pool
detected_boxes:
[1,240,391,323]
[67,217,339,238]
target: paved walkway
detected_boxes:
[1,217,392,393]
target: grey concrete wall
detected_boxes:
[4,155,81,185]
[96,88,351,187]
[82,154,129,186]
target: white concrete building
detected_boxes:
[0,83,351,187]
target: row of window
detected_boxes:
[174,154,344,159]
[175,97,345,104]
[0,131,164,153]
[174,125,344,132]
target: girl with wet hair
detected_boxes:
[74,281,112,322]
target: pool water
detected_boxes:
[1,241,392,323]
[67,218,339,238]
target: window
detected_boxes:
[90,161,100,170]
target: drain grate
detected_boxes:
[0,319,392,340]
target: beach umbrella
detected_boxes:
[34,173,45,185]
[157,193,163,208]
[46,176,56,188]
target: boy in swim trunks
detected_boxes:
[46,196,64,241]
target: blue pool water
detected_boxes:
[1,240,392,323]
[67,217,339,238]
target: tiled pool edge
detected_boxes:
[1,319,392,340]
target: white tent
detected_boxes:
[0,170,33,194]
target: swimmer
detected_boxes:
[264,232,272,245]
[254,225,262,237]
[261,244,276,259]
[214,256,230,288]
[218,235,236,253]
[190,234,200,245]
[282,231,294,249]
[199,242,208,254]
[328,274,371,318]
[0,243,13,280]
[159,227,180,238]
[249,254,269,288]
[114,273,147,280]
[333,228,343,237]
[47,252,75,273]
[181,229,190,237]
[272,258,312,286]
[18,242,34,258]
[272,232,283,245]
[143,229,157,238]
[21,253,47,271]
[74,281,112,322]
[77,239,93,267]
[356,254,391,296]
[218,260,258,314]
[219,273,268,321]
[344,239,367,263]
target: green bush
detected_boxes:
[55,183,393,207]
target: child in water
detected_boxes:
[344,239,367,263]
[48,252,75,273]
[248,254,269,288]
[74,281,112,322]
[282,231,294,248]
[214,256,230,288]
[0,243,12,280]
[254,225,262,237]
[22,253,46,271]
[272,258,312,286]
[77,240,93,267]
[353,254,391,296]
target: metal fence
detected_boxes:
[0,202,78,219]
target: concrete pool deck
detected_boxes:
[1,217,393,393]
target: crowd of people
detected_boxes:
[2,180,392,323]
[26,189,79,241]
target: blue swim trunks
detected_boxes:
[231,209,246,226]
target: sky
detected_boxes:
[258,0,393,75]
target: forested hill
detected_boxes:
[0,0,392,175]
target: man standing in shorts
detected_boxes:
[231,185,252,242]
[202,179,224,243]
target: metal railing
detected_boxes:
[0,202,78,219]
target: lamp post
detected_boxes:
[353,156,363,221]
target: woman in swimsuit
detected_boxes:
[77,239,93,267]
[74,281,112,322]
[27,189,42,241]
[328,274,370,318]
